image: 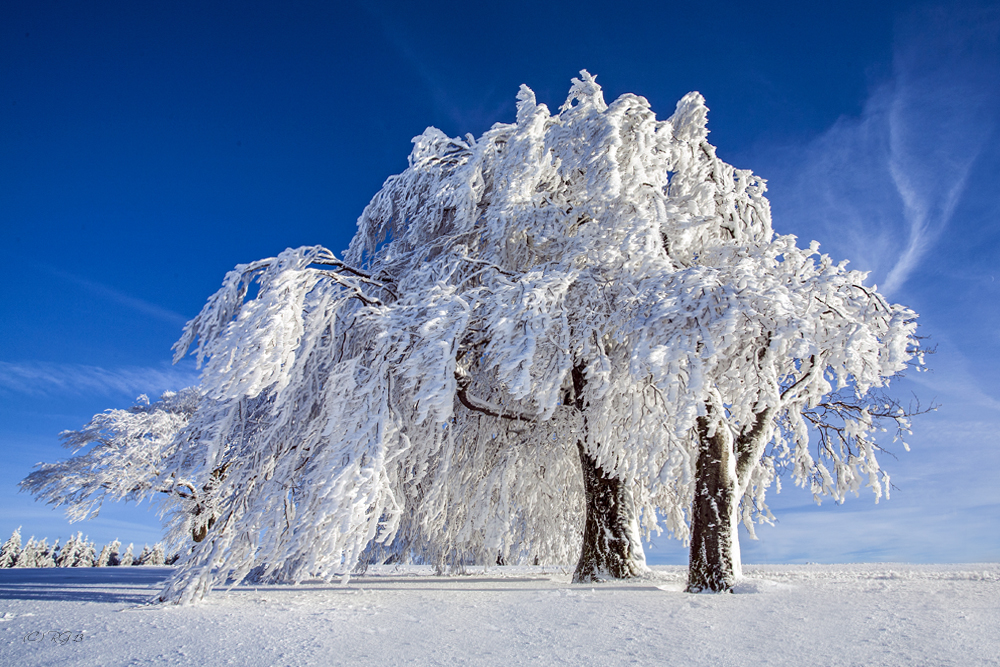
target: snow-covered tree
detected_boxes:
[76,536,96,567]
[55,533,78,567]
[135,543,166,566]
[334,72,920,590]
[36,539,56,568]
[96,539,126,567]
[106,539,122,566]
[119,543,134,567]
[20,72,920,601]
[648,239,923,592]
[0,528,21,568]
[53,532,96,567]
[14,537,38,568]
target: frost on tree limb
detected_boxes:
[19,389,200,522]
[21,71,926,603]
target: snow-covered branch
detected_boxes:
[20,389,200,522]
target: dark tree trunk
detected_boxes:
[572,442,647,582]
[686,415,740,593]
[571,366,647,583]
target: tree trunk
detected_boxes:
[571,365,647,583]
[572,442,648,582]
[686,415,741,593]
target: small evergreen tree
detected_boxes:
[56,533,79,567]
[136,544,152,565]
[0,528,21,568]
[36,539,56,568]
[14,537,38,568]
[119,543,134,567]
[107,539,121,566]
[149,543,166,566]
[75,536,96,567]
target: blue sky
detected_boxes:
[2,0,998,564]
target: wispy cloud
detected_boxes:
[0,361,199,398]
[880,4,999,294]
[764,3,999,298]
[42,265,190,327]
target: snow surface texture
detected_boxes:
[1,565,997,666]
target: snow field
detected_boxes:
[1,564,998,666]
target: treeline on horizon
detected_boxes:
[0,527,178,568]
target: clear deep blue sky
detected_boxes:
[2,0,998,563]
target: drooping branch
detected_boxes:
[173,247,390,367]
[454,371,537,422]
[802,390,938,462]
[779,355,818,402]
[309,249,385,281]
[315,270,385,306]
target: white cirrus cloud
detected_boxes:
[762,3,999,298]
[0,361,199,399]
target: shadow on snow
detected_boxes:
[0,567,174,604]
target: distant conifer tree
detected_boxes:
[0,527,21,568]
[119,543,134,567]
[36,539,56,568]
[14,537,38,568]
[56,533,79,567]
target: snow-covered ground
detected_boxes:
[1,564,998,666]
